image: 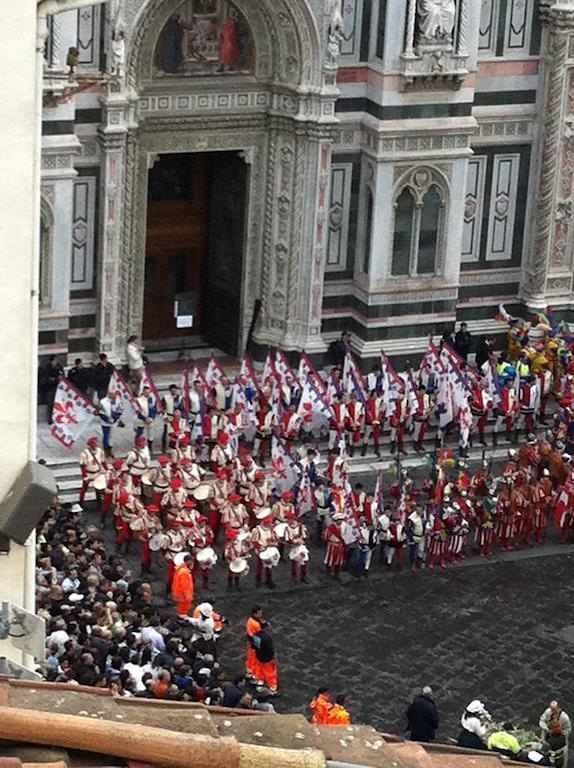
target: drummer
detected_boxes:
[272,491,295,557]
[285,512,310,584]
[247,471,270,522]
[171,433,194,467]
[237,454,258,498]
[161,478,187,518]
[178,456,205,493]
[125,436,151,489]
[149,456,171,507]
[210,469,231,538]
[114,489,144,554]
[79,436,108,506]
[221,494,250,531]
[224,527,251,592]
[100,458,124,528]
[251,510,279,589]
[211,431,234,472]
[161,526,188,594]
[192,515,217,590]
[130,504,161,575]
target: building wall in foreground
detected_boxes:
[0,2,41,661]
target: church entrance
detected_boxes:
[143,151,247,355]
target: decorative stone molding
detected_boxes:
[474,120,533,144]
[524,18,573,302]
[139,90,271,116]
[125,0,323,92]
[400,0,469,90]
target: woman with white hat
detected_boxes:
[457,700,491,751]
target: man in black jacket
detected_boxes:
[252,620,278,694]
[94,352,115,400]
[405,686,439,742]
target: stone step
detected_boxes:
[49,442,514,504]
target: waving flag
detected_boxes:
[274,348,295,387]
[297,377,333,433]
[51,377,98,448]
[205,354,226,390]
[436,368,454,428]
[261,351,276,389]
[380,351,403,418]
[374,468,384,516]
[343,350,368,402]
[298,351,327,395]
[271,435,301,496]
[139,367,164,414]
[109,369,141,422]
[239,353,260,398]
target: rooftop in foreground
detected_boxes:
[0,678,524,768]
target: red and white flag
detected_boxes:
[51,377,97,448]
[274,348,294,387]
[139,367,164,414]
[109,370,141,422]
[297,351,327,395]
[261,351,276,389]
[297,377,333,432]
[271,435,301,496]
[239,353,260,395]
[205,354,226,390]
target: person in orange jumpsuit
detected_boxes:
[171,554,194,618]
[327,695,351,725]
[310,687,332,725]
[245,604,263,682]
[252,620,278,694]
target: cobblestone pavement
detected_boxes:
[213,552,574,741]
[86,490,574,743]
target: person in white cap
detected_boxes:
[189,602,216,657]
[457,699,491,751]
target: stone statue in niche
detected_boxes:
[156,0,255,75]
[110,30,126,78]
[325,27,342,69]
[416,0,456,43]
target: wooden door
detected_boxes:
[143,154,209,341]
[204,153,247,355]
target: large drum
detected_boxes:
[141,472,153,487]
[274,522,288,541]
[173,551,189,567]
[288,544,309,563]
[93,474,107,491]
[229,557,249,576]
[149,532,166,551]
[259,546,281,568]
[195,546,218,568]
[193,484,211,501]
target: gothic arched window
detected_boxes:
[39,196,54,308]
[391,168,447,278]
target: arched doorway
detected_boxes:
[97,0,337,360]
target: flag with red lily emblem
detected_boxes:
[271,434,301,496]
[51,377,98,448]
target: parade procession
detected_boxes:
[43,304,574,597]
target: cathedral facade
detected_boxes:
[38,0,574,365]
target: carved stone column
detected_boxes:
[96,84,131,361]
[252,114,333,355]
[524,1,574,307]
